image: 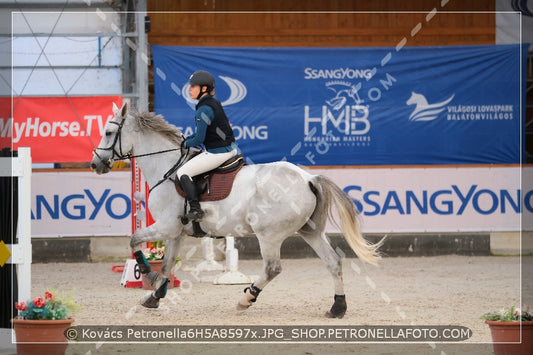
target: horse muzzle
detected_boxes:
[90,150,113,175]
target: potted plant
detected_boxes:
[481,305,533,355]
[141,241,180,290]
[12,290,80,355]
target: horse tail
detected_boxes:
[307,175,383,265]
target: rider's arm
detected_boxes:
[184,105,214,148]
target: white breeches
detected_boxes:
[177,149,237,179]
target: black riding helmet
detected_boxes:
[189,70,215,92]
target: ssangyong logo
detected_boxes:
[182,75,247,109]
[304,67,374,80]
[406,92,455,122]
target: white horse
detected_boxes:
[90,102,382,318]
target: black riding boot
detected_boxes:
[179,175,204,221]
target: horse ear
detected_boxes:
[112,102,119,116]
[120,102,128,117]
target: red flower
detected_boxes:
[44,291,53,301]
[15,301,27,311]
[33,297,46,308]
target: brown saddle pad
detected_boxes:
[175,157,245,202]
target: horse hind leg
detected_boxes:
[237,235,283,310]
[299,229,347,318]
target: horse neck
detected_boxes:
[131,131,182,187]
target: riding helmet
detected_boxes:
[189,70,215,91]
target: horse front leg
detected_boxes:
[129,221,181,308]
[140,237,182,309]
[130,221,167,274]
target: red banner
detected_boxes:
[0,96,122,163]
[0,97,12,151]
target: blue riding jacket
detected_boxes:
[184,95,236,153]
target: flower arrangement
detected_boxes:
[143,241,165,260]
[481,305,533,322]
[14,290,80,320]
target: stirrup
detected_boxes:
[185,209,204,221]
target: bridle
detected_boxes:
[92,115,190,192]
[92,117,129,169]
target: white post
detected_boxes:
[0,147,32,303]
[213,237,256,285]
[15,148,32,303]
[192,237,224,272]
[135,0,148,112]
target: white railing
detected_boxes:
[0,147,32,303]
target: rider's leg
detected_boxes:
[179,174,204,221]
[177,150,237,221]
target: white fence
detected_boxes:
[0,147,32,303]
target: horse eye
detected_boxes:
[105,131,113,137]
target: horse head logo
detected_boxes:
[406,92,454,122]
[325,81,363,111]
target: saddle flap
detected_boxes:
[175,155,245,202]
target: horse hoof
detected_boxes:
[325,310,345,319]
[141,293,160,308]
[325,294,347,318]
[236,302,250,311]
[145,271,160,287]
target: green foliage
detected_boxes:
[481,305,533,322]
[15,290,80,320]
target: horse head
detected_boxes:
[90,102,133,175]
[406,92,428,107]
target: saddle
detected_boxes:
[175,154,245,238]
[174,153,246,202]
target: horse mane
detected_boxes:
[131,109,184,147]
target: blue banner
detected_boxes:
[152,44,527,166]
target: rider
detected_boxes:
[177,70,237,221]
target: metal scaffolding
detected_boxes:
[5,0,148,111]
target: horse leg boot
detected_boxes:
[133,249,161,289]
[237,284,262,310]
[179,175,204,221]
[133,249,167,308]
[141,276,169,309]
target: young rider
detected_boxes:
[177,70,237,221]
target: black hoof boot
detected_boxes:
[141,293,160,308]
[325,294,347,318]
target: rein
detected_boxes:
[126,148,181,160]
[149,147,190,193]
